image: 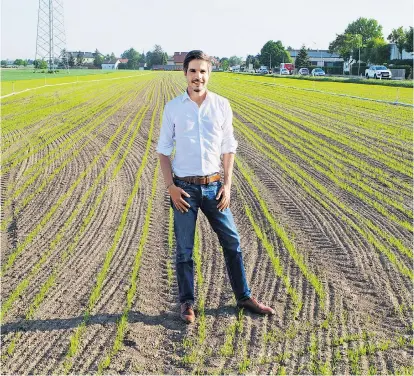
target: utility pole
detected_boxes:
[35,0,68,72]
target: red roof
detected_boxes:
[119,59,128,63]
[173,52,188,64]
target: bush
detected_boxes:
[351,63,367,76]
[388,59,413,67]
[325,66,343,75]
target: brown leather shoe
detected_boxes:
[180,301,195,324]
[237,296,275,315]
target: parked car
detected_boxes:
[257,68,269,74]
[365,65,392,79]
[298,68,309,76]
[280,68,290,75]
[311,68,325,76]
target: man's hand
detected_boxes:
[169,184,191,213]
[216,183,231,211]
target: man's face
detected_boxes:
[184,59,210,94]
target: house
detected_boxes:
[119,59,128,64]
[167,56,175,65]
[173,52,188,66]
[289,49,343,67]
[389,43,413,60]
[102,59,120,69]
[67,51,95,64]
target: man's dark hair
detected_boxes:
[183,50,212,73]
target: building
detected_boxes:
[67,51,95,64]
[173,52,187,66]
[389,43,413,60]
[102,59,120,69]
[289,49,343,67]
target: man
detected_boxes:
[156,50,275,324]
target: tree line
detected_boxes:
[4,18,412,71]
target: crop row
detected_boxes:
[228,90,412,215]
[1,80,150,233]
[59,79,162,373]
[0,91,151,277]
[0,86,155,323]
[1,78,135,167]
[213,77,411,178]
[231,116,412,280]
[228,94,412,238]
[213,79,411,196]
[97,162,161,372]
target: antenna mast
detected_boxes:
[35,0,68,71]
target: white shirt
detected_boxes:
[156,90,238,177]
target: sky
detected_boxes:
[1,0,413,60]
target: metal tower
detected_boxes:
[35,0,68,71]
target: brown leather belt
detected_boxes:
[174,173,221,185]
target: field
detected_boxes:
[0,69,141,96]
[1,71,413,375]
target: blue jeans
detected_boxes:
[172,179,251,304]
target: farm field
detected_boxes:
[0,69,144,96]
[1,71,413,375]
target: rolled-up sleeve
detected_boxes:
[156,103,174,156]
[221,100,238,154]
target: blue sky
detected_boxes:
[1,0,413,60]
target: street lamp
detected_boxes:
[313,41,322,67]
[355,34,362,77]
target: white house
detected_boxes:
[102,59,120,70]
[67,51,95,64]
[389,43,413,60]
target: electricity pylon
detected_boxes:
[35,0,68,71]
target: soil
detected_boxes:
[1,74,412,375]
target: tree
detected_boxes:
[76,51,85,66]
[361,37,389,64]
[329,18,384,63]
[404,27,413,53]
[259,40,291,70]
[220,57,229,71]
[68,54,76,67]
[245,55,260,69]
[295,45,311,68]
[1,60,7,66]
[228,56,242,67]
[23,60,28,67]
[60,49,69,68]
[14,59,24,66]
[387,27,406,59]
[110,52,116,60]
[121,48,144,69]
[149,44,167,66]
[34,59,48,69]
[146,51,153,68]
[345,17,383,46]
[93,49,104,67]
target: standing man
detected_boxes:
[157,50,275,324]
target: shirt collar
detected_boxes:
[181,89,210,103]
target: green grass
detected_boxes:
[1,69,151,95]
[1,68,113,82]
